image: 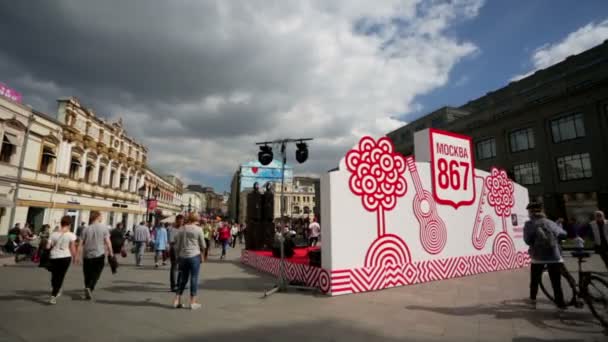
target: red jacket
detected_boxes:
[219,227,231,241]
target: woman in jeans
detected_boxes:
[173,212,206,310]
[47,216,77,304]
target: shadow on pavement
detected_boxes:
[512,338,585,342]
[406,299,606,335]
[0,290,49,305]
[150,319,423,342]
[94,298,172,309]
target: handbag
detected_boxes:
[38,249,52,271]
[120,248,127,258]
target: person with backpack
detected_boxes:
[523,202,567,309]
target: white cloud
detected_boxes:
[512,18,608,81]
[0,0,485,190]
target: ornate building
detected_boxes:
[0,96,182,234]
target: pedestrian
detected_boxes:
[230,222,239,249]
[76,222,86,240]
[308,218,321,247]
[78,211,113,301]
[589,210,608,270]
[46,216,77,305]
[218,223,231,260]
[154,223,169,268]
[109,223,126,274]
[523,202,567,309]
[169,215,184,292]
[133,222,151,267]
[238,223,245,245]
[213,228,220,248]
[202,219,212,262]
[172,212,206,310]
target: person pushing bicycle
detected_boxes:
[523,202,567,309]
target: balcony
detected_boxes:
[21,169,140,202]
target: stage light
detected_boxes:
[258,145,273,165]
[295,142,308,163]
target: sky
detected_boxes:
[1,1,607,192]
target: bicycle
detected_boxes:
[540,251,608,328]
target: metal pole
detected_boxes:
[279,140,286,220]
[9,115,34,229]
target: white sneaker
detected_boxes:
[49,296,57,305]
[190,303,201,310]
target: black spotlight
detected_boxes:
[295,142,308,163]
[258,145,273,165]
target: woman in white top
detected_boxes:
[46,215,77,304]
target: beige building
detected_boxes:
[0,96,182,234]
[237,176,318,224]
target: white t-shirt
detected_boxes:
[49,231,77,259]
[309,222,321,238]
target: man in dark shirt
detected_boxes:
[590,210,608,270]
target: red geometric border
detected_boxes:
[240,250,328,294]
[241,249,530,296]
[330,251,530,296]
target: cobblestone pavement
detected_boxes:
[0,245,606,342]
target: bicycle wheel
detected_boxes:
[540,267,576,306]
[584,275,608,328]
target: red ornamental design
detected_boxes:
[346,136,407,213]
[485,167,515,218]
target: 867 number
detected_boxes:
[437,158,470,191]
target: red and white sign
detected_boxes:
[242,131,529,297]
[429,129,475,208]
[0,82,22,103]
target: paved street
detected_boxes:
[0,246,606,342]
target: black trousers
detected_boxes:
[169,248,181,291]
[231,236,237,248]
[50,257,71,296]
[83,255,105,291]
[530,263,565,307]
[598,246,608,271]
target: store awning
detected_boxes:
[0,196,14,207]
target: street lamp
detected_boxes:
[188,197,192,213]
[139,185,160,224]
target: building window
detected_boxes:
[119,174,126,189]
[39,146,56,173]
[550,113,585,143]
[509,128,535,152]
[69,158,81,179]
[0,134,17,163]
[557,153,592,181]
[293,206,300,214]
[98,165,105,184]
[85,164,94,183]
[476,138,496,160]
[110,169,116,187]
[513,162,541,185]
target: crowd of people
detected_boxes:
[2,212,247,308]
[2,203,604,312]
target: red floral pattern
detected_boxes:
[346,137,407,212]
[485,167,515,217]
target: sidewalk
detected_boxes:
[0,246,605,341]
